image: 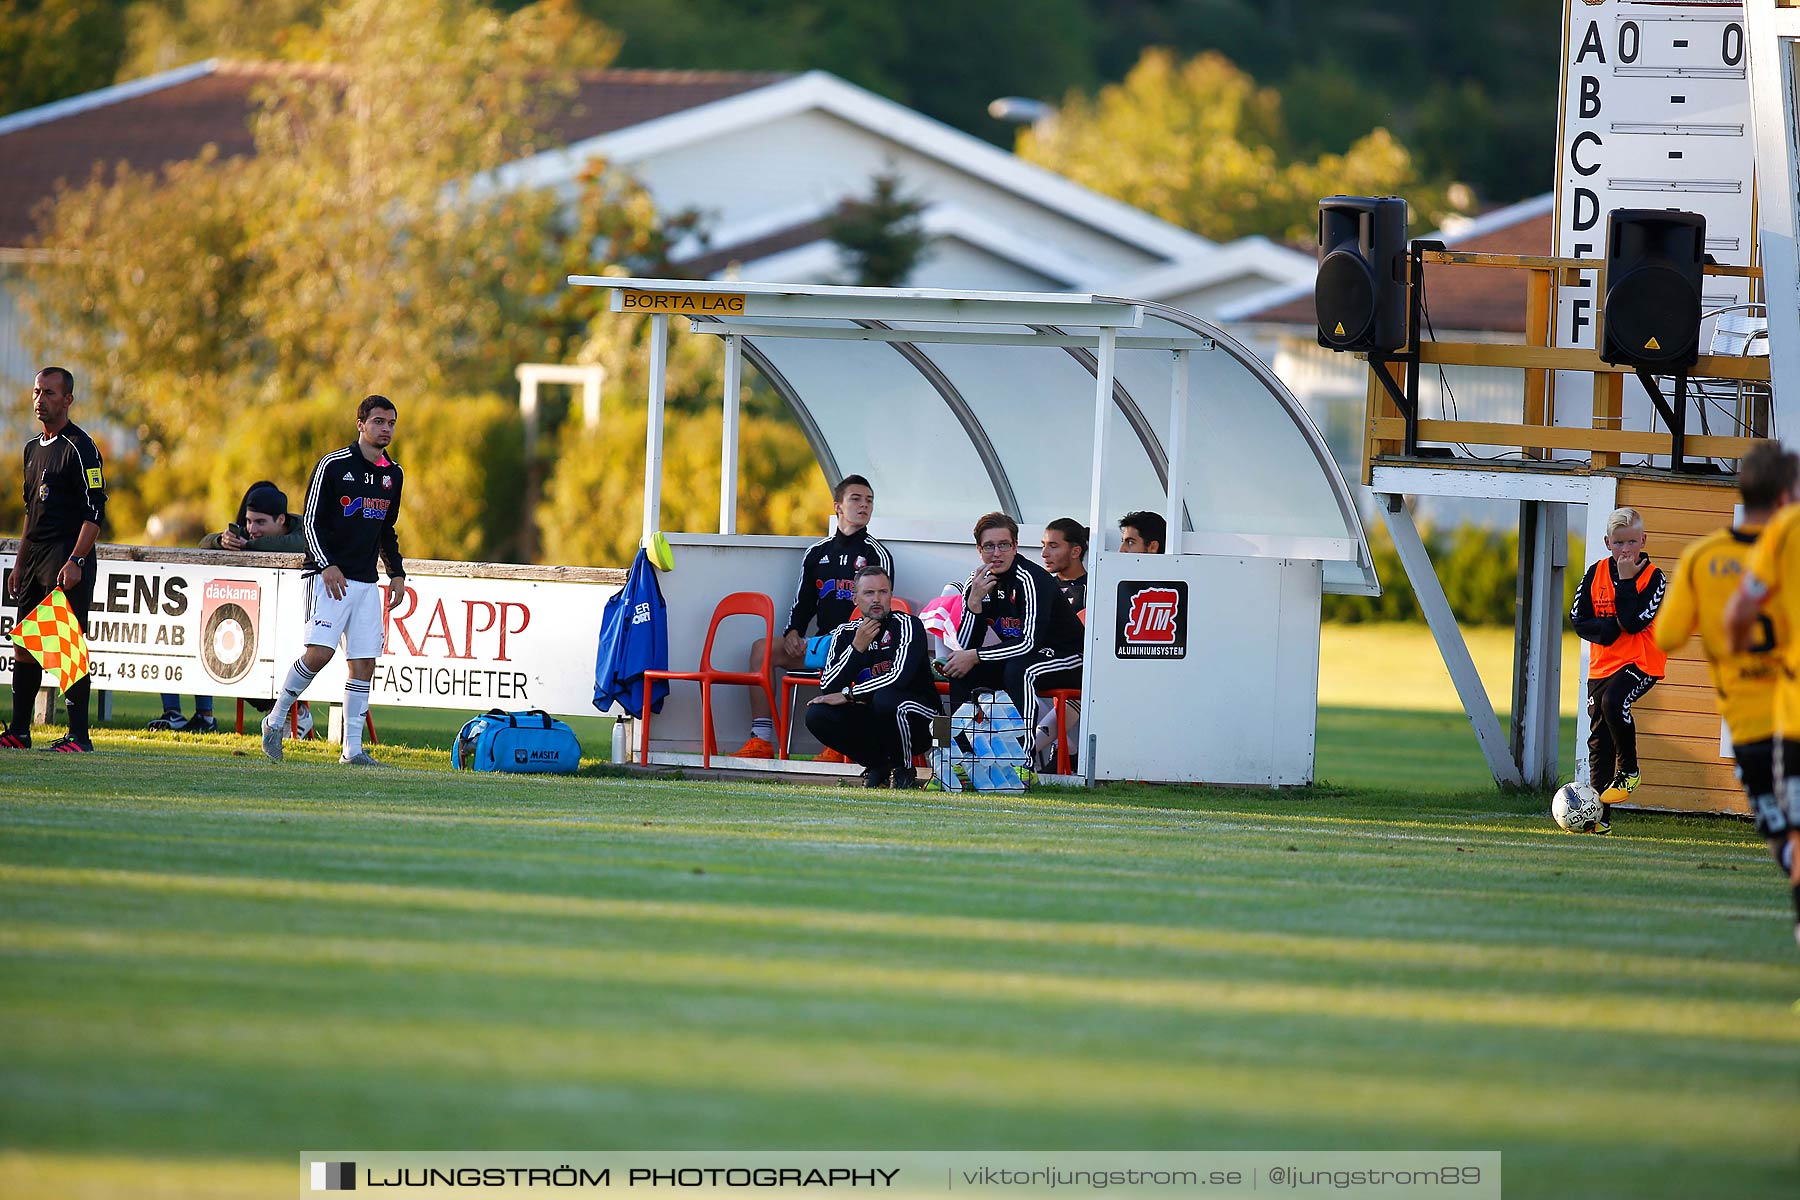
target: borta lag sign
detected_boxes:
[1116,581,1187,659]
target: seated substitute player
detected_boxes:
[1663,443,1800,945]
[262,396,406,767]
[943,512,1084,729]
[1118,510,1166,555]
[1570,507,1668,831]
[804,565,941,788]
[1041,516,1089,612]
[732,474,889,760]
[2,367,105,753]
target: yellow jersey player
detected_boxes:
[1716,444,1800,947]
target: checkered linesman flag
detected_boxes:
[9,587,89,694]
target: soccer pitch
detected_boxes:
[2,731,1797,1200]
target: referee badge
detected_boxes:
[86,467,104,489]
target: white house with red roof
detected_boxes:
[0,60,1313,392]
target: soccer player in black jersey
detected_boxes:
[805,566,941,787]
[262,396,406,767]
[1041,517,1089,613]
[3,368,106,752]
[732,474,891,759]
[944,512,1084,728]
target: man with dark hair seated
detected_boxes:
[804,565,940,787]
[733,473,889,759]
[1041,516,1089,612]
[1119,510,1167,555]
[942,512,1084,731]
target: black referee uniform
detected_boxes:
[7,422,106,746]
[952,554,1084,725]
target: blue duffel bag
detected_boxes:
[452,709,582,774]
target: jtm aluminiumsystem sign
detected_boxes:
[1115,581,1187,659]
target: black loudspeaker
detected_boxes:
[1316,196,1408,352]
[1600,209,1705,369]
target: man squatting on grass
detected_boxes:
[1662,442,1800,946]
[1570,507,1667,832]
[2,367,105,753]
[263,396,406,767]
[804,565,942,788]
[732,474,889,760]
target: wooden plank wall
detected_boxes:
[1610,476,1743,815]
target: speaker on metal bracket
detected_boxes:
[1599,208,1705,370]
[1316,195,1408,353]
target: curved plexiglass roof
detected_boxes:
[701,304,1374,594]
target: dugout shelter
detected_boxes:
[569,277,1375,785]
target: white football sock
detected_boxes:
[342,679,372,755]
[270,661,316,727]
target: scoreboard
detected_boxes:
[1551,0,1757,448]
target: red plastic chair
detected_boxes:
[780,598,912,753]
[1040,687,1082,774]
[1035,611,1084,774]
[642,591,784,767]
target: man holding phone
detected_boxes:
[148,482,307,734]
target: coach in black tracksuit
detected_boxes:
[3,368,106,753]
[805,565,942,787]
[944,511,1085,727]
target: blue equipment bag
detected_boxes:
[452,708,582,774]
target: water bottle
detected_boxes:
[933,745,963,790]
[950,702,977,753]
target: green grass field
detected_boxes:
[2,626,1793,1199]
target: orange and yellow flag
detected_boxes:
[10,587,90,694]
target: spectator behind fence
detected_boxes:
[942,512,1084,730]
[1041,516,1089,613]
[148,481,310,735]
[731,473,890,760]
[1119,510,1166,555]
[804,565,941,788]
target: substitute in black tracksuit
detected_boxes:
[945,512,1085,727]
[804,565,942,787]
[3,368,106,752]
[734,474,889,758]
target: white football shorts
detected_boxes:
[304,575,387,659]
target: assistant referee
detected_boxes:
[2,367,106,753]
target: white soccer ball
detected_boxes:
[1552,781,1602,832]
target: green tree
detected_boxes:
[0,0,128,116]
[1017,47,1455,244]
[19,0,640,547]
[119,0,323,77]
[825,169,928,287]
